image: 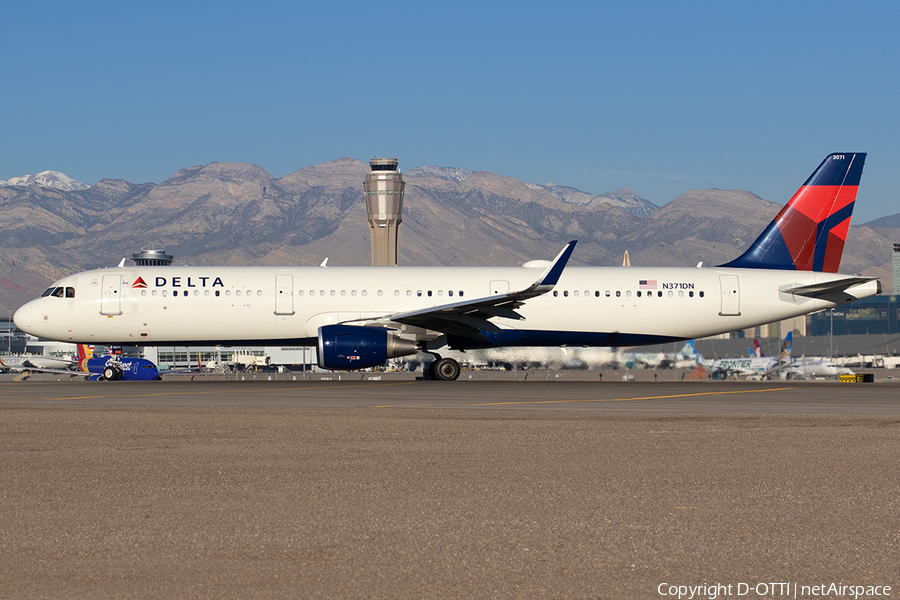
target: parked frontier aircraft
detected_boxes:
[708,332,793,379]
[13,153,879,380]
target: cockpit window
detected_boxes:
[40,286,75,298]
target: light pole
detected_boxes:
[6,307,11,354]
[829,308,835,359]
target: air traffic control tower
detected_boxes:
[363,157,405,266]
[893,243,900,295]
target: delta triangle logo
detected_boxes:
[132,276,148,289]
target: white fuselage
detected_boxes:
[0,354,76,371]
[780,359,854,379]
[13,264,879,350]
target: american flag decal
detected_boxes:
[639,280,657,289]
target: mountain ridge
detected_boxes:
[0,160,895,309]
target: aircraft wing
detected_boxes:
[363,241,577,340]
[157,366,204,375]
[0,356,79,371]
[2,365,86,378]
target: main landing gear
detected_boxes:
[427,355,461,381]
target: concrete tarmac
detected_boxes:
[1,378,898,598]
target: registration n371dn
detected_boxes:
[14,153,879,380]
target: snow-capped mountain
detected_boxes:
[405,166,475,182]
[527,183,658,218]
[0,170,89,191]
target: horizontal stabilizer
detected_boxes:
[781,277,881,299]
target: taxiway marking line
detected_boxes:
[371,387,798,408]
[1,381,417,403]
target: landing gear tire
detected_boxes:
[103,366,122,381]
[429,357,461,381]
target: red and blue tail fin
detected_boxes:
[720,153,865,272]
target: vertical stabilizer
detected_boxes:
[76,344,93,372]
[720,153,865,272]
[777,332,793,366]
[753,339,764,357]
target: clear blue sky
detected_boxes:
[2,0,898,222]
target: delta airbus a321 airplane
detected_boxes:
[14,153,879,381]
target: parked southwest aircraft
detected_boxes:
[77,345,167,381]
[13,153,879,380]
[5,344,194,381]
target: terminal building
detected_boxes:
[806,295,899,336]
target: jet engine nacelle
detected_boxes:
[317,325,418,370]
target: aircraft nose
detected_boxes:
[13,303,32,332]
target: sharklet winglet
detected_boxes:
[523,240,577,294]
